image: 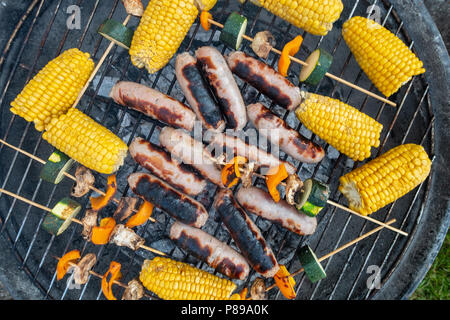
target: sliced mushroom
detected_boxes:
[121,0,144,16]
[81,209,98,240]
[285,174,303,206]
[71,165,95,198]
[241,162,255,188]
[73,253,97,285]
[113,197,138,222]
[251,31,276,60]
[250,277,267,300]
[109,224,145,251]
[122,279,144,300]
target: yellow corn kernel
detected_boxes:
[129,0,199,74]
[342,16,425,98]
[295,92,383,161]
[251,0,343,36]
[42,108,128,174]
[339,144,431,216]
[139,257,236,300]
[10,48,94,131]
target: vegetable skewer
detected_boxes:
[205,17,397,107]
[0,187,164,256]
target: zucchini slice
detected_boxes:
[40,150,75,184]
[220,12,248,50]
[295,179,329,217]
[98,19,134,50]
[297,245,326,283]
[42,198,82,236]
[299,48,333,86]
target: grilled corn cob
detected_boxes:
[10,48,94,131]
[247,0,343,36]
[42,108,128,174]
[295,92,383,162]
[130,0,217,74]
[139,257,237,300]
[339,144,431,216]
[342,16,425,98]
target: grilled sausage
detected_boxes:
[109,81,196,131]
[195,46,247,131]
[175,52,225,132]
[159,127,223,187]
[128,173,208,228]
[129,137,207,196]
[213,188,279,278]
[169,221,250,280]
[226,51,302,111]
[209,133,297,174]
[236,186,317,236]
[247,103,325,163]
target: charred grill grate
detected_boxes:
[0,0,436,300]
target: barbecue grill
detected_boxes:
[0,0,449,300]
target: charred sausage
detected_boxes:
[247,103,325,163]
[109,81,196,131]
[129,137,207,196]
[226,51,302,111]
[128,173,208,228]
[175,52,225,132]
[169,221,250,280]
[209,133,297,174]
[213,188,279,278]
[159,127,223,187]
[195,46,247,131]
[236,186,317,236]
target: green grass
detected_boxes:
[410,232,449,300]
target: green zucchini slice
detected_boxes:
[40,150,74,184]
[42,197,82,236]
[98,19,134,50]
[298,245,326,283]
[299,48,333,86]
[220,12,248,50]
[295,179,329,217]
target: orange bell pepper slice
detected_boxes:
[266,164,289,203]
[101,261,122,300]
[239,287,248,300]
[90,174,117,211]
[125,201,154,228]
[221,156,247,188]
[278,35,303,77]
[91,217,116,245]
[200,11,212,31]
[274,265,296,300]
[57,249,81,281]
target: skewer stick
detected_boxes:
[207,19,396,107]
[264,218,397,293]
[70,15,132,110]
[0,187,165,256]
[0,138,156,223]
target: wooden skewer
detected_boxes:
[207,19,396,107]
[0,187,165,256]
[0,138,156,223]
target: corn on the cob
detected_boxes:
[342,16,425,98]
[129,0,198,74]
[248,0,343,36]
[42,108,128,174]
[139,257,237,300]
[195,0,217,11]
[295,92,383,162]
[339,144,431,216]
[10,48,94,131]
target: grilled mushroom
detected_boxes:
[285,174,303,206]
[113,197,138,222]
[240,162,255,188]
[71,165,95,198]
[251,31,276,60]
[121,0,144,16]
[73,253,97,285]
[250,277,267,300]
[122,279,144,300]
[109,224,145,251]
[81,209,98,240]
